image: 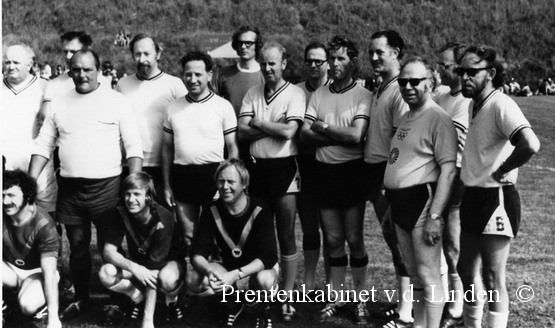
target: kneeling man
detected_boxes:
[99,172,185,328]
[2,170,61,328]
[187,159,278,328]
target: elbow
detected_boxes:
[528,138,541,155]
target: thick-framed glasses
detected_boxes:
[304,59,326,67]
[398,77,428,87]
[455,66,492,77]
[437,62,457,69]
[237,41,255,48]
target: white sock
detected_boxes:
[487,311,509,328]
[463,302,484,328]
[448,274,464,317]
[108,279,144,304]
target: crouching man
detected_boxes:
[186,159,278,328]
[2,170,61,328]
[99,172,186,328]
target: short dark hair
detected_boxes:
[231,26,263,58]
[462,45,504,88]
[70,49,101,70]
[370,30,405,59]
[60,31,93,48]
[179,51,213,72]
[122,172,157,210]
[129,33,162,55]
[214,159,250,190]
[327,35,358,60]
[3,170,38,205]
[304,41,327,60]
[438,42,467,63]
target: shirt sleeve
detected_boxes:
[238,88,255,119]
[495,98,531,144]
[304,91,318,122]
[118,97,144,159]
[33,104,58,159]
[353,90,371,122]
[250,208,278,269]
[390,89,409,130]
[190,205,217,259]
[285,88,306,125]
[222,99,238,135]
[433,113,458,165]
[36,220,60,260]
[163,102,174,134]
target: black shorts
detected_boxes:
[297,153,318,196]
[386,183,437,232]
[364,161,387,203]
[171,163,219,204]
[56,175,120,226]
[315,158,368,208]
[460,185,521,237]
[247,156,298,199]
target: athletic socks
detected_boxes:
[464,302,484,328]
[487,311,509,328]
[447,273,464,317]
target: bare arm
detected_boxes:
[41,256,61,328]
[313,118,369,145]
[249,117,300,140]
[28,155,49,179]
[300,119,337,147]
[127,157,143,174]
[161,132,176,207]
[238,116,269,142]
[424,161,456,245]
[224,132,239,159]
[493,128,541,182]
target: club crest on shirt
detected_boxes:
[397,128,410,141]
[388,147,400,164]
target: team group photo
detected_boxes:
[2,1,553,328]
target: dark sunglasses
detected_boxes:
[455,66,491,77]
[237,41,255,48]
[398,77,428,87]
[304,59,327,67]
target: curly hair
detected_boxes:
[462,45,505,88]
[231,26,263,58]
[3,170,38,205]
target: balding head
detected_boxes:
[3,44,35,84]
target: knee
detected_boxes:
[255,270,278,291]
[99,263,119,287]
[158,266,182,292]
[345,234,365,255]
[324,233,343,251]
[18,295,42,316]
[482,268,504,290]
[185,270,205,294]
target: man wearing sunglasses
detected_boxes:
[213,26,265,161]
[363,30,412,327]
[385,57,457,328]
[295,41,332,293]
[434,42,471,328]
[457,46,540,328]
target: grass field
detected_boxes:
[6,96,555,328]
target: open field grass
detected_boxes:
[5,96,555,328]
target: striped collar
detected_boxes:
[450,89,462,97]
[264,82,289,104]
[3,75,37,95]
[186,91,214,103]
[305,78,332,92]
[472,90,498,119]
[376,76,398,99]
[330,80,356,94]
[136,71,164,81]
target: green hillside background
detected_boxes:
[3,0,555,88]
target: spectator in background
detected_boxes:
[40,63,52,80]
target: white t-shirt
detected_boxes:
[305,81,371,164]
[239,82,306,158]
[163,92,237,165]
[384,102,457,189]
[435,89,471,168]
[296,78,332,107]
[364,77,409,164]
[34,86,143,179]
[117,72,187,167]
[461,90,531,187]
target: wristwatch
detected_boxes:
[237,268,246,279]
[430,213,442,221]
[322,123,329,133]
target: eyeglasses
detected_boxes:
[398,78,428,87]
[237,41,255,48]
[304,59,327,67]
[437,62,457,69]
[454,66,491,77]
